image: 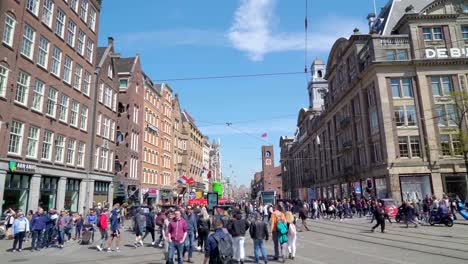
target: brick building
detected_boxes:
[0,0,112,215]
[182,110,205,192]
[251,145,283,199]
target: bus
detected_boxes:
[257,190,276,205]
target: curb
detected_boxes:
[454,221,468,226]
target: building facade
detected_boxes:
[281,0,468,203]
[251,145,283,199]
[182,110,205,192]
[0,0,112,215]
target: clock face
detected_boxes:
[265,151,271,158]
[265,159,272,165]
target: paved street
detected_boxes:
[1,217,468,264]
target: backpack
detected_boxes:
[96,215,102,228]
[146,213,155,228]
[213,233,233,264]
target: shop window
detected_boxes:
[39,176,58,211]
[2,174,30,216]
[400,175,431,201]
[65,179,80,212]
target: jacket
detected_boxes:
[197,217,211,233]
[249,220,268,240]
[30,213,47,231]
[12,217,30,235]
[227,215,249,237]
[271,210,286,232]
[99,213,108,230]
[183,212,198,233]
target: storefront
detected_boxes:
[442,173,467,201]
[94,181,109,205]
[39,176,58,211]
[399,174,432,202]
[375,177,388,199]
[341,183,349,198]
[65,179,80,212]
[2,173,30,215]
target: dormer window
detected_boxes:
[422,27,443,41]
[108,65,113,79]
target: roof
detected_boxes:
[96,47,107,65]
[312,58,325,65]
[154,83,162,95]
[373,0,433,35]
[115,57,136,73]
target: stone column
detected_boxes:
[0,170,6,210]
[86,179,95,210]
[431,172,444,199]
[56,177,67,210]
[78,180,87,214]
[28,174,42,211]
[107,181,114,207]
[388,174,402,204]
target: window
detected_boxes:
[464,4,468,12]
[391,78,413,98]
[51,47,62,77]
[80,0,88,22]
[77,30,85,55]
[100,148,108,171]
[83,71,91,95]
[96,114,101,135]
[440,134,462,156]
[42,0,54,28]
[70,0,79,12]
[21,24,35,59]
[98,84,104,103]
[55,9,66,38]
[385,50,408,61]
[423,27,443,41]
[85,39,94,63]
[77,142,85,167]
[112,93,117,111]
[94,147,100,169]
[66,139,76,165]
[462,26,468,39]
[103,117,110,139]
[8,121,24,155]
[395,105,417,127]
[80,106,88,131]
[108,65,113,79]
[88,7,96,31]
[70,101,79,127]
[436,104,458,127]
[399,137,409,158]
[26,126,40,158]
[0,65,9,97]
[111,121,115,141]
[31,80,44,111]
[3,15,15,47]
[431,76,453,96]
[109,151,114,172]
[409,136,421,157]
[41,130,53,160]
[134,106,139,124]
[27,0,40,16]
[55,135,65,163]
[58,94,69,122]
[63,57,73,84]
[37,36,49,69]
[73,64,82,90]
[119,79,128,89]
[66,20,76,47]
[452,135,463,156]
[104,86,112,107]
[15,71,30,106]
[46,87,58,117]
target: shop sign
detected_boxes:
[188,192,196,199]
[425,48,468,59]
[147,188,158,198]
[9,161,36,173]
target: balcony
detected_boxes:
[358,35,411,72]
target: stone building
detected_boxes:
[281,0,468,203]
[0,0,112,215]
[182,110,205,192]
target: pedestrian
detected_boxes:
[57,210,68,248]
[163,210,175,261]
[30,207,47,251]
[11,210,29,252]
[133,208,146,248]
[371,203,386,233]
[298,204,310,230]
[4,208,15,240]
[285,211,297,260]
[203,219,233,264]
[86,209,97,243]
[74,214,83,240]
[64,211,73,241]
[142,208,156,246]
[107,205,122,252]
[227,210,250,264]
[183,206,198,263]
[197,207,211,253]
[96,208,109,251]
[249,213,268,264]
[155,209,167,247]
[405,202,418,228]
[168,209,188,264]
[271,204,287,262]
[312,200,318,219]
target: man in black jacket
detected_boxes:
[250,213,269,264]
[227,210,250,264]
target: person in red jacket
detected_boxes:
[96,208,108,251]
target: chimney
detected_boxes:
[108,37,114,46]
[367,13,376,34]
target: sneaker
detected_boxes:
[116,248,121,252]
[12,250,16,253]
[18,249,22,252]
[134,242,138,248]
[107,248,112,252]
[151,241,155,246]
[139,240,144,246]
[96,245,102,251]
[196,246,201,251]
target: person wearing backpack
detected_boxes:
[203,219,233,264]
[271,204,287,263]
[96,208,109,251]
[143,209,156,246]
[227,210,250,264]
[250,213,269,264]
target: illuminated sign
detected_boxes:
[425,48,468,59]
[9,161,36,173]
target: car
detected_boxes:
[379,198,398,217]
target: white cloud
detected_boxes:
[227,0,368,61]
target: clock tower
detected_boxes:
[261,145,274,173]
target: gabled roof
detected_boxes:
[373,0,433,35]
[115,57,136,73]
[96,47,107,65]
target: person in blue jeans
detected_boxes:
[30,207,47,251]
[250,213,269,264]
[168,209,188,264]
[183,206,198,263]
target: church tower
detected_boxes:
[307,58,328,111]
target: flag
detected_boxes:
[177,176,187,184]
[207,171,212,179]
[261,133,267,138]
[187,177,195,185]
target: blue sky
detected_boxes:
[98,0,385,186]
